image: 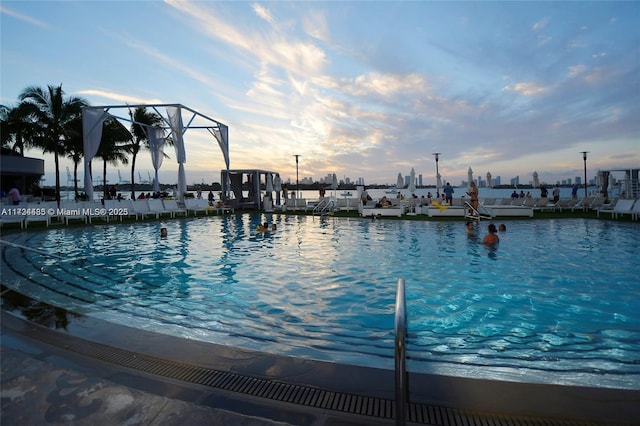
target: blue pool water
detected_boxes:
[1,215,639,389]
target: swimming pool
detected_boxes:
[1,215,639,390]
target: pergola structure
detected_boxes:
[221,169,282,210]
[82,104,228,201]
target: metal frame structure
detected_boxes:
[82,103,228,201]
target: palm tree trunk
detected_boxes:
[54,148,61,207]
[130,153,137,199]
[103,160,108,200]
[73,161,79,200]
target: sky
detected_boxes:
[1,1,639,188]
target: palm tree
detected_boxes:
[64,118,84,199]
[129,107,163,199]
[0,103,35,155]
[96,118,131,199]
[18,84,88,204]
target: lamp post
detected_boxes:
[293,154,301,199]
[433,152,441,197]
[580,151,588,198]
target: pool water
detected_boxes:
[1,215,639,389]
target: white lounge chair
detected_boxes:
[104,199,137,221]
[162,199,187,218]
[131,199,152,219]
[146,199,172,219]
[630,199,640,220]
[185,198,209,216]
[61,201,90,225]
[23,203,50,228]
[598,198,635,219]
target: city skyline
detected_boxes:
[2,2,638,189]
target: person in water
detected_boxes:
[160,227,168,238]
[482,223,499,245]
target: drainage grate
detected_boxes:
[20,324,596,426]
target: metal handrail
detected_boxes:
[394,278,407,426]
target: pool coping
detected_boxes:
[2,288,638,425]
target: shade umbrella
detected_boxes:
[436,173,442,195]
[486,172,493,188]
[467,167,473,191]
[408,168,417,214]
[274,174,282,205]
[532,171,540,188]
[409,168,416,194]
[263,173,274,211]
[397,173,404,189]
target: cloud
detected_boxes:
[77,89,164,105]
[0,5,52,29]
[532,17,549,31]
[503,82,550,96]
[252,3,274,25]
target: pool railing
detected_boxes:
[394,278,408,425]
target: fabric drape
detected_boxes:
[149,127,166,193]
[167,106,186,200]
[82,108,107,201]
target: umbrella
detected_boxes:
[436,173,442,194]
[486,172,492,188]
[397,173,404,189]
[266,173,273,193]
[532,171,540,188]
[467,167,473,190]
[409,168,416,194]
[408,168,417,215]
[273,174,282,205]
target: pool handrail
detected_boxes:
[394,278,407,426]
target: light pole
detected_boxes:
[580,151,588,198]
[433,153,441,197]
[293,154,301,199]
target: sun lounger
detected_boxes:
[0,208,25,228]
[61,201,90,225]
[146,199,172,219]
[184,198,209,216]
[131,199,152,219]
[104,199,137,221]
[162,199,187,218]
[630,199,640,220]
[23,203,50,228]
[597,198,635,219]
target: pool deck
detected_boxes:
[2,304,639,426]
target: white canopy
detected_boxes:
[82,103,229,201]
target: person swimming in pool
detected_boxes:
[482,223,499,246]
[160,227,168,238]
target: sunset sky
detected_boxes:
[2,1,638,188]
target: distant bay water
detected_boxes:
[62,185,607,203]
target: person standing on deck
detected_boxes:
[443,182,454,204]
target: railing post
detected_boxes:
[395,278,407,426]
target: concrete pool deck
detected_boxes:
[2,298,639,426]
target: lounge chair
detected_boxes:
[0,209,24,228]
[131,199,152,219]
[163,199,188,218]
[61,201,90,225]
[553,199,578,212]
[630,199,640,220]
[146,199,172,219]
[23,203,50,228]
[598,198,635,219]
[104,199,137,221]
[184,198,209,216]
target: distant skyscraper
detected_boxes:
[418,174,423,186]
